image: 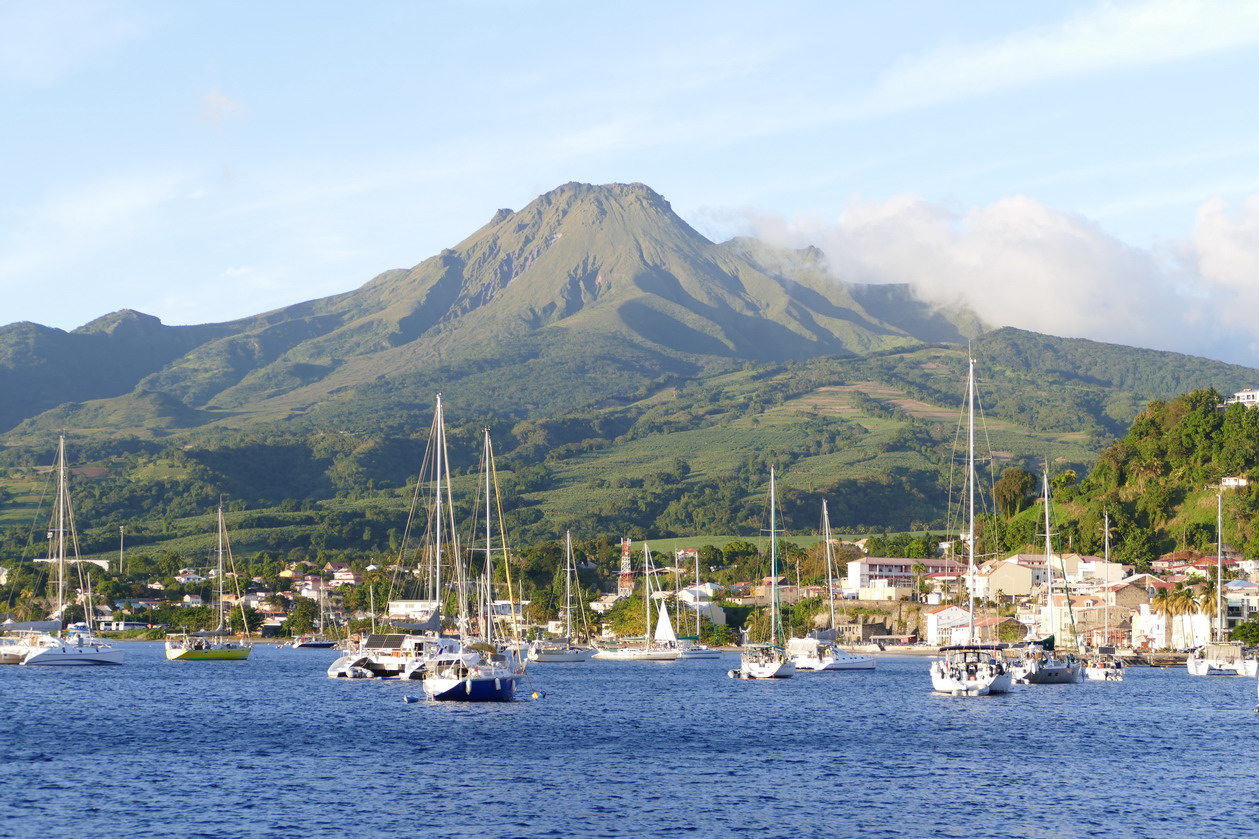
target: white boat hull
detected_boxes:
[930,647,1012,696]
[1013,661,1083,684]
[22,637,124,666]
[732,647,795,679]
[1187,657,1259,676]
[593,647,680,661]
[1084,664,1125,681]
[930,663,1012,696]
[528,643,596,662]
[794,653,876,671]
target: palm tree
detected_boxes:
[911,561,927,601]
[1151,587,1175,650]
[1169,584,1198,648]
[1196,578,1219,642]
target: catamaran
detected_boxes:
[929,358,1011,696]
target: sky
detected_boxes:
[5,0,1259,367]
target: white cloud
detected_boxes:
[199,87,246,129]
[741,192,1259,366]
[1184,196,1259,361]
[854,0,1259,116]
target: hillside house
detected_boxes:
[971,559,1035,600]
[845,557,964,598]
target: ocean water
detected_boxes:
[1,643,1255,838]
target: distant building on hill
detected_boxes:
[1224,388,1259,408]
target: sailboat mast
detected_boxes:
[823,500,837,641]
[218,504,226,632]
[694,546,701,637]
[483,428,494,645]
[966,360,976,645]
[55,435,67,629]
[1043,468,1056,641]
[642,544,652,649]
[1102,512,1111,648]
[1217,492,1224,642]
[564,531,574,639]
[770,466,780,648]
[433,395,445,623]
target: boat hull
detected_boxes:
[1084,664,1124,681]
[675,647,722,660]
[23,642,124,666]
[1015,662,1082,684]
[794,654,876,671]
[423,672,520,701]
[737,660,795,679]
[165,636,252,661]
[1187,657,1259,676]
[930,647,1012,696]
[166,646,251,661]
[529,648,596,662]
[593,647,679,661]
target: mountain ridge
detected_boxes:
[0,181,1253,443]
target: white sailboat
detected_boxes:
[290,592,336,648]
[674,553,720,659]
[790,500,874,672]
[20,436,123,667]
[421,421,526,701]
[1188,493,1258,677]
[594,543,681,661]
[1084,512,1124,681]
[929,358,1011,696]
[1011,469,1082,685]
[165,504,252,661]
[529,531,596,662]
[730,467,794,680]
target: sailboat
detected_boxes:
[421,424,526,700]
[290,594,337,648]
[729,467,795,680]
[929,358,1011,696]
[675,552,720,660]
[330,397,452,680]
[19,436,124,667]
[1188,493,1258,676]
[789,500,875,672]
[529,532,596,662]
[165,504,252,661]
[1011,469,1082,685]
[1084,512,1124,681]
[594,543,681,661]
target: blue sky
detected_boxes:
[5,0,1259,366]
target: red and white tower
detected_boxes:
[617,537,634,599]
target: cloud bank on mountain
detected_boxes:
[738,193,1259,368]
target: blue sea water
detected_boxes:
[1,643,1255,838]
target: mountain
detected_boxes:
[0,182,983,438]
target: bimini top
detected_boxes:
[938,644,1008,652]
